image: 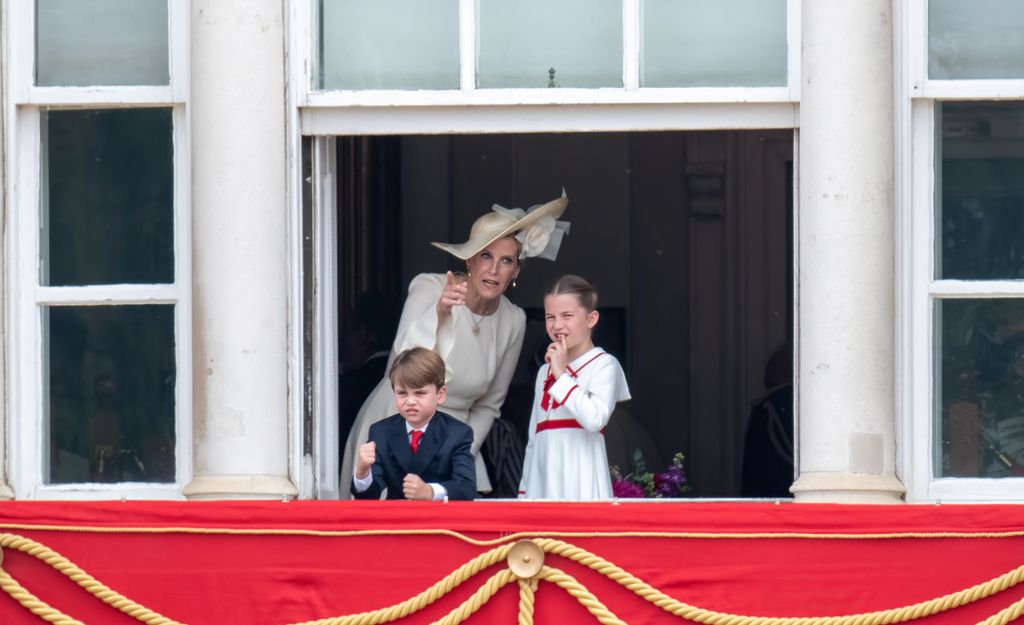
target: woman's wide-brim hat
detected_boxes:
[431,192,570,261]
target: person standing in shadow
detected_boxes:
[339,293,398,459]
[741,344,794,498]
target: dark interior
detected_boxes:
[335,130,794,498]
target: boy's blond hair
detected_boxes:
[388,347,446,389]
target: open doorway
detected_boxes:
[334,130,793,498]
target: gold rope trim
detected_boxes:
[533,538,1024,625]
[516,578,537,625]
[2,532,1024,625]
[1,522,1022,547]
[0,533,183,625]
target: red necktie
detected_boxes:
[410,430,424,454]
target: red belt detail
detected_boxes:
[535,419,605,434]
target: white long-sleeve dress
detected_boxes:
[340,273,526,498]
[518,347,631,500]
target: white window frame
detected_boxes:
[3,0,192,499]
[900,0,1024,502]
[288,0,801,498]
[296,0,800,129]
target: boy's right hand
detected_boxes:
[437,271,467,317]
[355,442,376,479]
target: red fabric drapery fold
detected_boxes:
[0,501,1021,625]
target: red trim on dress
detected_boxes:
[539,351,606,410]
[536,350,608,433]
[568,351,606,377]
[560,384,579,403]
[535,419,606,435]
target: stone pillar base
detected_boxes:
[183,475,298,500]
[790,472,906,504]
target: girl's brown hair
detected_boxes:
[546,274,598,312]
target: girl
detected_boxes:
[518,275,631,499]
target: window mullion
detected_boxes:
[302,101,798,135]
[27,87,176,107]
[174,293,193,491]
[173,96,192,492]
[908,0,926,92]
[623,0,640,90]
[35,285,181,305]
[930,281,1024,298]
[292,0,314,99]
[306,87,794,108]
[786,0,801,100]
[459,0,476,91]
[173,105,190,292]
[10,108,45,497]
[921,79,1024,100]
[907,98,934,501]
[9,0,33,101]
[168,0,190,101]
[929,477,1024,501]
[33,484,186,499]
[312,137,339,499]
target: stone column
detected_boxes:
[183,0,296,499]
[790,0,905,502]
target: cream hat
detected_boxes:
[431,193,570,261]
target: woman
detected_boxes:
[340,193,570,497]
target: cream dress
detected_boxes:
[518,347,631,500]
[340,273,526,498]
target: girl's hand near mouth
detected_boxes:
[546,336,569,377]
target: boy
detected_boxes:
[352,347,476,500]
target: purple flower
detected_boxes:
[653,457,688,497]
[653,474,673,497]
[612,478,646,498]
[611,451,690,498]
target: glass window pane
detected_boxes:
[36,0,169,87]
[937,102,1024,280]
[42,108,174,286]
[643,0,787,87]
[47,305,176,484]
[477,0,622,88]
[929,0,1024,80]
[319,0,459,90]
[937,299,1024,478]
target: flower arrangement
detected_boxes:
[611,450,691,498]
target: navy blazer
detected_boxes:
[352,411,476,500]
